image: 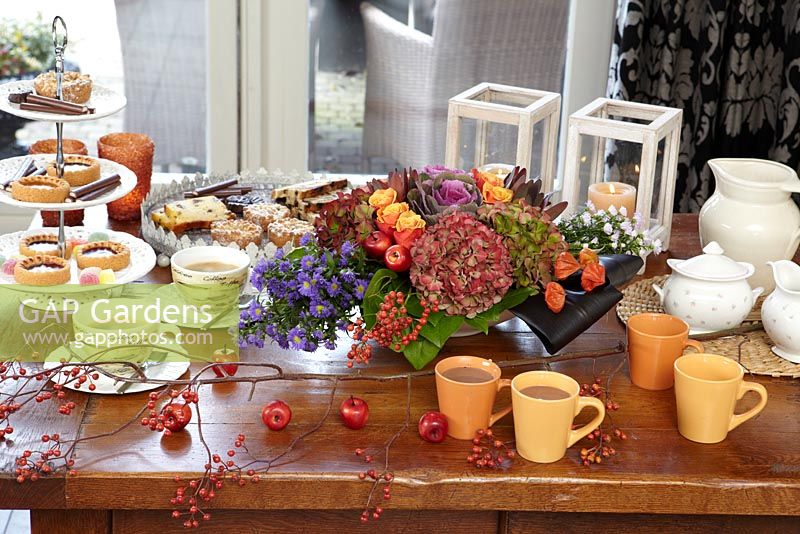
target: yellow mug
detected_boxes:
[434,356,512,440]
[674,353,768,443]
[511,371,605,463]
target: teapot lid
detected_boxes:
[667,242,755,281]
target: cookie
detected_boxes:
[14,255,71,286]
[10,176,70,203]
[19,234,73,258]
[33,71,93,104]
[268,218,314,248]
[46,155,100,187]
[243,203,290,231]
[74,241,130,271]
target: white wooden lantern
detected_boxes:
[444,83,561,192]
[561,98,682,250]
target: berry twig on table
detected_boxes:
[577,359,628,467]
[353,375,412,521]
[466,428,515,469]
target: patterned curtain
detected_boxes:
[607,0,800,212]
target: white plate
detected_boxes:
[0,80,126,122]
[43,349,190,395]
[0,226,156,289]
[0,154,136,210]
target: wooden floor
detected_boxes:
[0,510,30,534]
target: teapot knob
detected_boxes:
[702,241,725,255]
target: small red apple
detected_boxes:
[262,400,292,431]
[211,348,238,377]
[384,244,411,272]
[362,231,393,259]
[339,396,369,430]
[418,411,448,443]
[161,403,192,433]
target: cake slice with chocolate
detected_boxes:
[271,178,348,204]
[152,195,234,234]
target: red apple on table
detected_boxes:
[418,411,448,443]
[384,244,411,273]
[262,400,292,431]
[363,231,393,259]
[339,396,369,430]
[211,348,238,377]
[161,403,192,433]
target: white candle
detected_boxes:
[587,182,636,216]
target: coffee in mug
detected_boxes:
[511,371,605,463]
[435,356,512,440]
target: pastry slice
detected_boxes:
[272,178,348,203]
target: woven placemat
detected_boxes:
[617,276,800,378]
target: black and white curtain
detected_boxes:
[608,0,800,212]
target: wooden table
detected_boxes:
[2,213,799,533]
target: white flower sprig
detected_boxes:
[558,201,662,256]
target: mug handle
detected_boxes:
[728,381,768,432]
[567,396,606,448]
[683,339,704,353]
[488,378,513,427]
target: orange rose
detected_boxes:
[394,210,426,232]
[368,187,397,209]
[482,184,513,204]
[393,211,426,248]
[377,202,409,228]
[471,168,503,192]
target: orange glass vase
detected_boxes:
[29,138,88,227]
[98,132,155,221]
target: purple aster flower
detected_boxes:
[324,340,337,350]
[340,269,357,284]
[297,272,318,298]
[274,248,285,260]
[300,233,314,246]
[354,279,369,300]
[340,241,355,257]
[326,276,342,297]
[300,255,315,271]
[287,327,306,350]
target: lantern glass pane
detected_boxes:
[452,117,544,179]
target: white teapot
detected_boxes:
[653,242,763,334]
[762,260,800,363]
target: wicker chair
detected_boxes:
[361,0,569,169]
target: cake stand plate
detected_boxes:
[0,226,156,289]
[0,154,136,210]
[0,80,126,123]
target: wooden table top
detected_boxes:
[3,212,799,517]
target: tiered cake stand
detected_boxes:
[0,16,155,284]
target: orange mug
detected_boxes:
[434,356,512,440]
[627,313,704,390]
[511,371,605,463]
[674,353,768,443]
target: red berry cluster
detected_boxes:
[354,448,394,521]
[57,366,100,392]
[14,434,76,482]
[577,376,626,467]
[141,389,197,435]
[346,292,438,367]
[466,429,515,469]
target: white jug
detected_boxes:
[762,260,800,363]
[700,158,800,293]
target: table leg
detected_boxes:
[30,510,111,534]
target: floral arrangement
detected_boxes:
[0,15,53,79]
[558,201,662,257]
[242,166,610,370]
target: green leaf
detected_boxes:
[464,315,489,334]
[475,286,535,323]
[419,314,464,348]
[402,338,442,370]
